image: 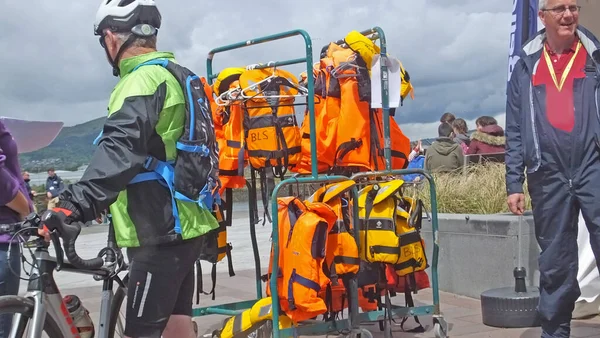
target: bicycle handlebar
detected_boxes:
[41,211,105,270]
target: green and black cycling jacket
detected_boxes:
[59,51,219,248]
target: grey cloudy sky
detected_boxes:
[0,0,514,139]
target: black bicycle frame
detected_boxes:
[9,222,127,338]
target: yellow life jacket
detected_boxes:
[393,197,429,277]
[238,68,302,176]
[357,180,406,264]
[213,297,293,338]
[344,30,415,105]
[213,67,248,192]
[196,200,234,302]
[265,196,338,324]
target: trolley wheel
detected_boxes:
[378,320,384,331]
[480,286,540,328]
[433,315,448,338]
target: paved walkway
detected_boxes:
[16,221,600,337]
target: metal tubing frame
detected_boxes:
[196,26,441,338]
[206,29,319,178]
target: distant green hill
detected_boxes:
[19,117,106,173]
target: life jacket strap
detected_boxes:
[287,268,321,311]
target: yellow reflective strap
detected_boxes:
[543,41,581,92]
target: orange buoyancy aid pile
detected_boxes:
[294,30,415,176]
[207,30,416,193]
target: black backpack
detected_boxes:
[128,58,221,234]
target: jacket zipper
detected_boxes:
[528,81,541,173]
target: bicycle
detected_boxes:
[0,211,129,338]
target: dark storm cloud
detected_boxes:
[0,0,514,138]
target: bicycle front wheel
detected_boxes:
[108,286,127,338]
[0,295,62,338]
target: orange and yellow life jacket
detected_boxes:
[212,68,248,193]
[265,196,338,324]
[238,68,302,176]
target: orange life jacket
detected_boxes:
[295,63,331,174]
[265,196,338,324]
[308,181,361,318]
[331,48,372,171]
[307,181,360,280]
[294,55,342,174]
[212,68,248,193]
[371,111,411,170]
[238,68,302,176]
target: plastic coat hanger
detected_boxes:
[331,53,365,79]
[239,63,308,100]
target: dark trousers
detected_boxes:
[528,165,600,338]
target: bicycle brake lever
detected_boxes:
[50,231,64,271]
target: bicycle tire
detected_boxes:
[108,286,127,338]
[0,295,63,337]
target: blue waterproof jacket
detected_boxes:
[505,25,600,195]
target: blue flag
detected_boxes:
[507,0,539,87]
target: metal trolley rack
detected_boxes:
[191,26,447,338]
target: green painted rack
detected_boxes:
[191,26,447,338]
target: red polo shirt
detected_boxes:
[533,36,587,133]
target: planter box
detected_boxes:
[420,211,540,299]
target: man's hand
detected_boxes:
[507,193,526,215]
[46,192,52,199]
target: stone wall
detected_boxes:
[420,212,540,299]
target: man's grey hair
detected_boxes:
[114,32,157,49]
[539,0,548,10]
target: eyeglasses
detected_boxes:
[542,5,581,15]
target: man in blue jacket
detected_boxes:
[505,1,600,337]
[45,167,64,209]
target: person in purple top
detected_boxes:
[0,120,33,337]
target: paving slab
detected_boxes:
[13,221,600,337]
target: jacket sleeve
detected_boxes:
[0,146,19,206]
[58,82,167,222]
[505,60,525,195]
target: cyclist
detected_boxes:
[40,1,219,337]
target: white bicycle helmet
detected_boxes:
[94,0,161,36]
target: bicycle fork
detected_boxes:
[9,291,48,338]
